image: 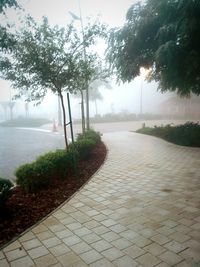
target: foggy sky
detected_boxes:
[0,0,170,120]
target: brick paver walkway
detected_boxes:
[1,132,200,267]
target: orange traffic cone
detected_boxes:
[52,120,58,132]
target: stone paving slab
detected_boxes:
[1,132,200,266]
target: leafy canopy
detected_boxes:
[0,16,106,101]
[0,0,18,51]
[107,0,200,96]
[0,0,18,13]
[0,15,107,147]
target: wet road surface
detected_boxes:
[0,127,64,181]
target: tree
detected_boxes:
[107,0,200,96]
[0,0,18,13]
[0,16,106,148]
[73,18,108,130]
[71,54,104,133]
[72,62,111,124]
[73,79,111,119]
[0,0,18,50]
[89,79,112,115]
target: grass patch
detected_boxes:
[136,122,200,147]
[0,117,51,127]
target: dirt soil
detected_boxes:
[0,142,107,248]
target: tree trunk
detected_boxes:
[57,95,62,126]
[59,91,68,149]
[95,99,98,116]
[80,90,85,133]
[85,86,90,130]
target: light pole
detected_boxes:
[78,0,90,130]
[57,95,62,126]
[140,76,143,115]
[69,0,90,131]
[139,67,151,116]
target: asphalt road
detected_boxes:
[0,127,64,181]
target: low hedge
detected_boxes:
[136,122,200,147]
[77,129,101,144]
[15,130,101,192]
[75,138,96,159]
[15,160,54,192]
[76,129,101,159]
[36,149,77,180]
[15,149,77,192]
[0,177,13,208]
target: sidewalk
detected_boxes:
[1,132,200,267]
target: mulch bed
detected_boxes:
[0,142,107,248]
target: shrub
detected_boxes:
[15,130,101,192]
[0,177,13,208]
[75,138,96,159]
[37,149,78,180]
[166,122,200,146]
[16,160,54,192]
[136,127,154,135]
[136,122,200,147]
[77,129,101,144]
[16,148,79,192]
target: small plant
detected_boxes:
[0,177,13,208]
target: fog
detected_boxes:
[0,0,199,122]
[0,78,171,121]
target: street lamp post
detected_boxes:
[77,0,90,130]
[139,67,151,116]
[58,95,62,126]
[140,77,143,115]
[69,1,90,131]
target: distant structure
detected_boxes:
[25,102,29,118]
[0,101,16,121]
[159,94,200,120]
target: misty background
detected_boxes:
[0,0,199,122]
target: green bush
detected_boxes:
[37,149,78,180]
[75,138,96,159]
[15,130,101,192]
[16,148,79,192]
[136,122,200,147]
[77,129,101,144]
[0,177,13,207]
[136,127,154,135]
[16,160,54,192]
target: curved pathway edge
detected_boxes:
[1,131,200,267]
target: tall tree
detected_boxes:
[71,53,103,133]
[0,0,18,50]
[0,16,106,148]
[107,0,200,96]
[0,0,18,13]
[72,63,111,124]
[89,79,112,115]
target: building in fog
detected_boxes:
[159,94,200,120]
